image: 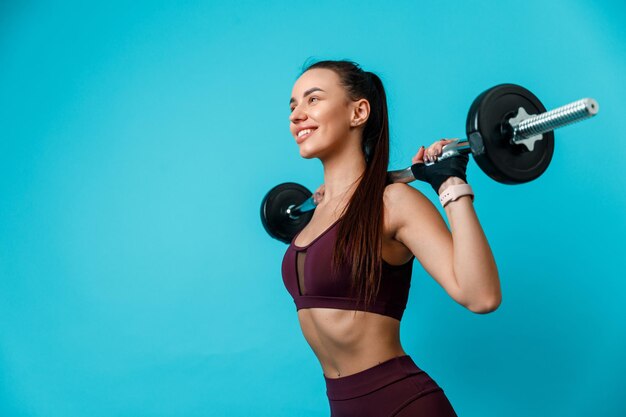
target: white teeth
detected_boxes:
[298,128,314,138]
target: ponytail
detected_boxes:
[301,61,390,314]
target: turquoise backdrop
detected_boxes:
[1,1,625,416]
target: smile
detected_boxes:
[296,128,317,144]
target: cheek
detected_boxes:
[317,107,348,130]
[325,115,350,140]
[308,104,351,145]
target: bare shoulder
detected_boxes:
[383,182,428,204]
[383,183,442,238]
[383,182,437,216]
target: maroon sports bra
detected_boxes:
[281,218,414,321]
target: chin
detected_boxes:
[297,142,323,160]
[298,149,318,160]
[297,135,335,160]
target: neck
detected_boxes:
[320,145,367,207]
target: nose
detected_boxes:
[289,103,307,124]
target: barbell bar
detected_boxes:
[261,84,600,243]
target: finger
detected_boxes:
[440,138,458,146]
[426,145,438,161]
[433,140,449,153]
[436,138,458,156]
[431,139,455,157]
[412,146,425,164]
[423,147,430,163]
[314,185,324,201]
[433,138,456,148]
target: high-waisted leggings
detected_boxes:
[323,355,457,417]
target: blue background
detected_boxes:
[1,1,625,416]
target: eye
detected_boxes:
[309,96,319,104]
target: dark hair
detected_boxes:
[301,59,390,314]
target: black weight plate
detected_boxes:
[260,182,314,244]
[466,84,554,184]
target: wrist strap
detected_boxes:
[439,184,474,208]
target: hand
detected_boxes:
[410,138,469,195]
[412,138,458,164]
[313,184,325,204]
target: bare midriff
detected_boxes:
[297,307,407,379]
[292,203,412,379]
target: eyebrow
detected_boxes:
[289,87,325,106]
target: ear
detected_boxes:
[350,98,370,128]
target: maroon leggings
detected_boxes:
[324,355,457,417]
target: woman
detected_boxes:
[283,60,501,416]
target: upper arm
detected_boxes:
[384,183,464,306]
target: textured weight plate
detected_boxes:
[260,182,313,244]
[466,84,554,184]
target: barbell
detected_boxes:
[261,83,599,243]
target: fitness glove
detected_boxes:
[411,153,469,195]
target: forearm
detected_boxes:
[440,178,501,312]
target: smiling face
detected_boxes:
[289,68,367,160]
